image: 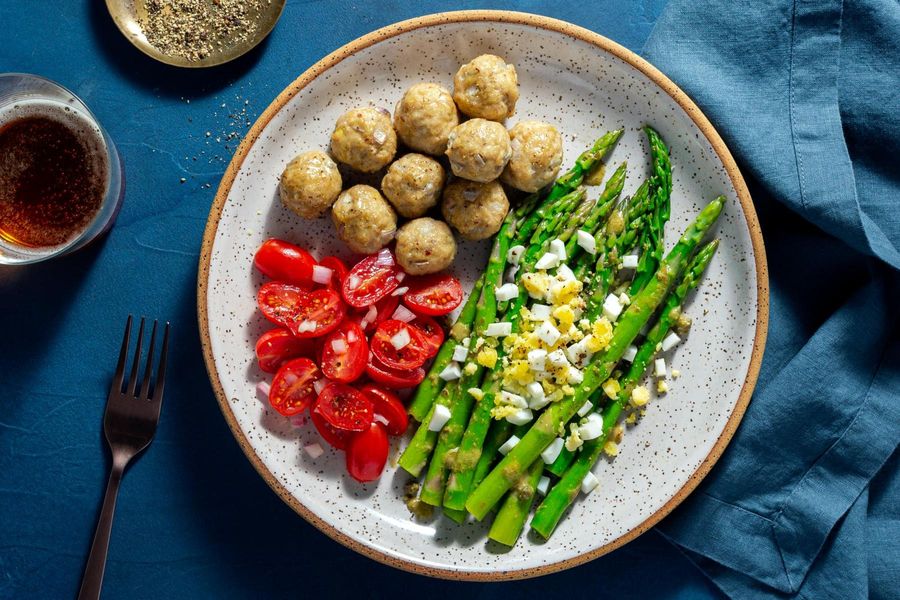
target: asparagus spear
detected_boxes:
[465,196,725,520]
[629,126,672,295]
[488,458,543,546]
[398,382,457,476]
[564,161,627,258]
[416,212,514,505]
[531,239,719,538]
[549,129,623,202]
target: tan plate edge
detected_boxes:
[197,9,769,581]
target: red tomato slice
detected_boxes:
[360,384,408,436]
[365,355,426,389]
[371,320,428,370]
[320,320,368,383]
[254,239,316,289]
[346,422,389,482]
[255,328,315,373]
[286,288,346,339]
[310,407,351,450]
[257,283,308,327]
[314,382,374,432]
[403,273,463,316]
[268,358,321,416]
[409,316,445,358]
[319,256,349,289]
[342,248,402,308]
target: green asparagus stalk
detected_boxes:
[399,382,457,476]
[488,458,544,546]
[564,161,627,258]
[416,212,514,505]
[531,239,719,538]
[629,127,672,294]
[549,129,623,202]
[465,196,725,520]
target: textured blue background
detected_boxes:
[0,2,723,598]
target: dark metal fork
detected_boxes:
[78,316,170,600]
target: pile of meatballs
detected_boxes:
[278,54,564,276]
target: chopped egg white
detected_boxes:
[505,408,534,425]
[536,475,551,496]
[577,413,604,440]
[485,322,512,337]
[547,349,569,368]
[535,321,561,346]
[498,435,521,455]
[602,294,624,322]
[655,357,667,378]
[529,303,552,321]
[662,332,682,352]
[576,230,596,255]
[439,363,462,381]
[428,404,451,431]
[535,252,560,270]
[507,244,525,265]
[549,238,567,261]
[527,349,548,372]
[621,254,639,269]
[452,345,469,362]
[500,390,528,409]
[622,345,639,363]
[495,283,519,302]
[541,437,565,464]
[581,471,600,494]
[576,400,593,417]
[556,263,576,282]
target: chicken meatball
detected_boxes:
[395,218,457,275]
[278,150,343,218]
[331,185,397,254]
[452,55,519,121]
[441,179,509,241]
[380,153,446,218]
[501,120,564,192]
[445,119,511,183]
[330,107,397,173]
[393,83,459,155]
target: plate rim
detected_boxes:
[196,9,769,581]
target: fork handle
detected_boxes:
[78,461,125,600]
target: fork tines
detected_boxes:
[112,315,169,402]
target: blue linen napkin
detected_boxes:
[643,0,900,597]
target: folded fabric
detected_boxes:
[643,0,900,597]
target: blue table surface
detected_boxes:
[0,2,725,598]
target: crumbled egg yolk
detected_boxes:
[549,279,582,304]
[630,385,650,407]
[522,273,552,299]
[671,369,681,379]
[476,347,498,368]
[602,378,621,399]
[590,318,614,349]
[503,360,532,386]
[657,380,669,394]
[463,362,478,376]
[490,403,520,420]
[603,440,619,457]
[561,384,575,396]
[553,305,575,330]
[565,423,584,451]
[467,388,484,401]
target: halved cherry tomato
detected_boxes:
[371,320,428,369]
[346,422,389,482]
[257,282,308,327]
[286,288,346,338]
[319,256,349,289]
[366,354,426,389]
[315,382,374,432]
[255,328,315,373]
[403,273,463,316]
[360,384,408,436]
[268,358,321,416]
[342,248,402,308]
[409,316,445,358]
[320,320,368,383]
[310,407,351,450]
[254,239,316,289]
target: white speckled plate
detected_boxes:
[198,11,767,580]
